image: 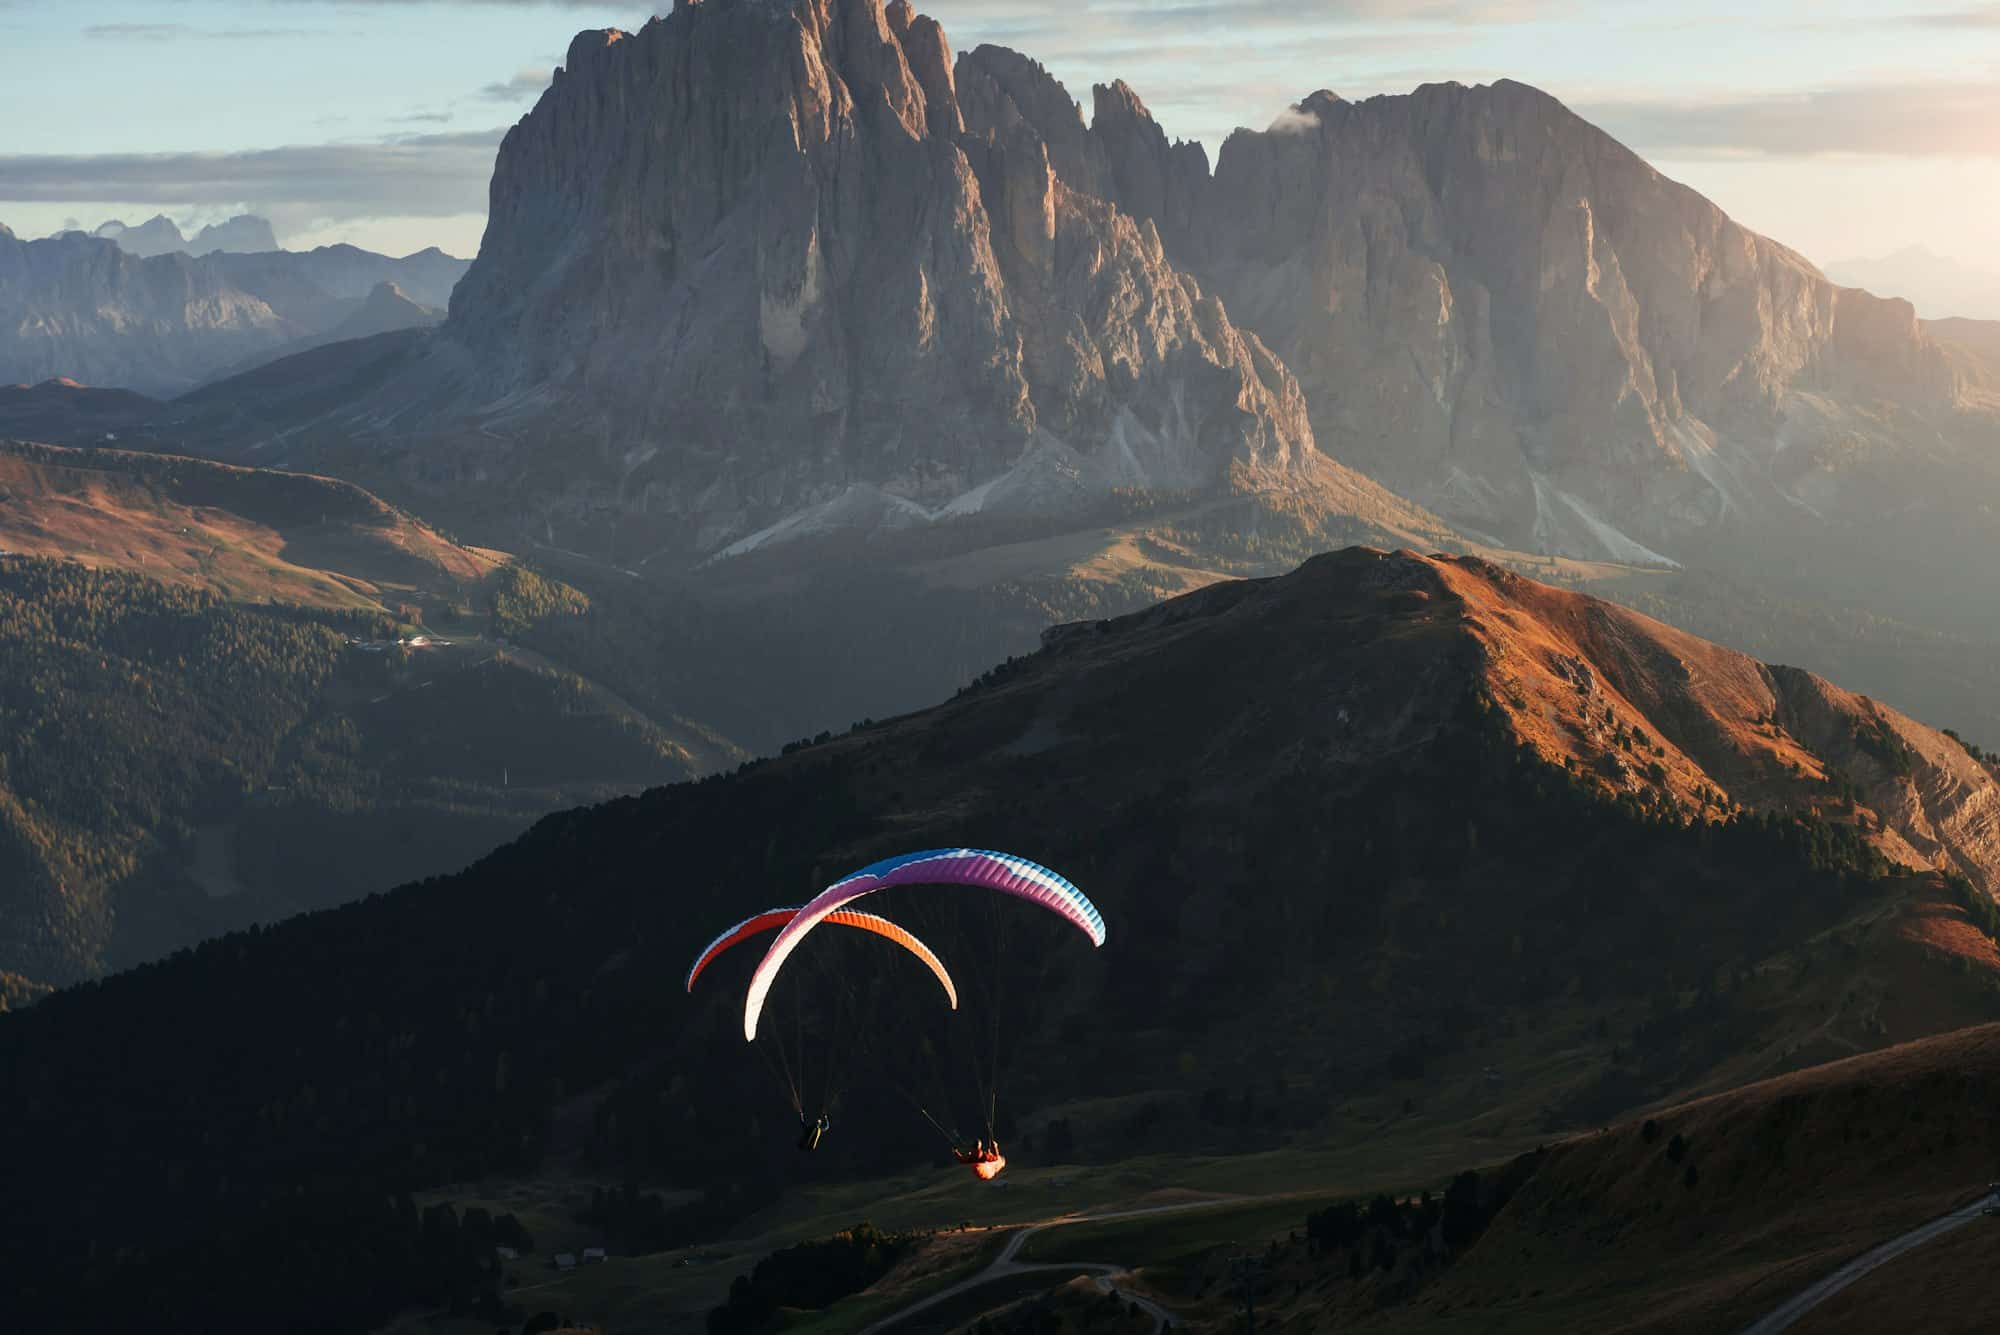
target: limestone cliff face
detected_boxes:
[967,68,1976,565]
[172,3,1997,588]
[954,50,1207,256]
[1182,81,1963,557]
[440,0,1315,553]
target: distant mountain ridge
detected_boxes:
[0,229,469,396]
[202,281,445,384]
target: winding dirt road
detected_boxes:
[1738,1190,1999,1334]
[860,1199,1229,1334]
[865,1183,2000,1335]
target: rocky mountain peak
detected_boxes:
[431,0,1322,559]
[96,213,189,257]
[160,0,1997,620]
[1095,77,1148,117]
[956,44,1104,197]
[570,24,623,57]
[1088,77,1207,245]
[1045,73,1973,565]
[88,212,279,258]
[884,0,961,137]
[340,281,441,336]
[188,214,279,255]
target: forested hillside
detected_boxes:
[0,556,733,984]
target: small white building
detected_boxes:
[495,1246,518,1261]
[582,1246,607,1265]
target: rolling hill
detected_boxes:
[0,438,499,610]
[0,443,747,986]
[0,379,163,445]
[5,549,2000,1332]
[958,1018,2000,1335]
[1184,1020,2000,1334]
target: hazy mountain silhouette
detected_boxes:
[1827,245,2000,322]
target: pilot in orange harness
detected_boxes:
[953,1138,1006,1180]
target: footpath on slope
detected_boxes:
[1738,1188,2000,1334]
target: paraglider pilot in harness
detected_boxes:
[798,1113,830,1152]
[953,1137,1005,1178]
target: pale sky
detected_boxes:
[0,0,1995,275]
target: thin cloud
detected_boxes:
[936,0,1557,32]
[1897,4,2000,25]
[929,0,1517,148]
[1265,106,1322,134]
[83,23,192,38]
[0,130,507,221]
[478,68,553,101]
[1579,80,2000,159]
[268,0,634,5]
[83,23,325,40]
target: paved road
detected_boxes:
[860,1199,1234,1335]
[1738,1190,1999,1334]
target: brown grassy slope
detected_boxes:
[0,439,501,611]
[1369,1024,2000,1334]
[941,1273,1157,1335]
[1428,555,2000,892]
[1789,1212,2000,1334]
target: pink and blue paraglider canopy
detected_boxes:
[741,849,1103,1041]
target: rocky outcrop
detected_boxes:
[188,215,280,255]
[93,214,189,257]
[416,0,1322,556]
[335,282,441,339]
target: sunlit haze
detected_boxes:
[1,0,1995,274]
